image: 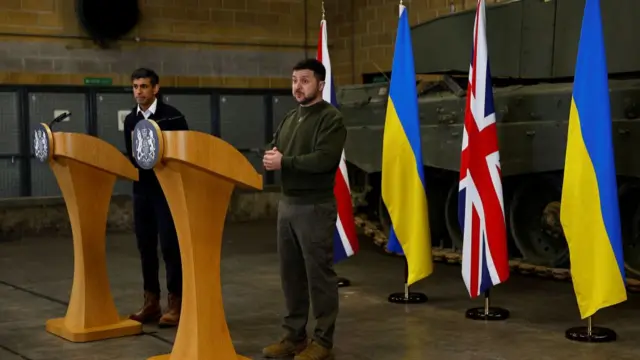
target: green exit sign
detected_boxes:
[84,77,113,86]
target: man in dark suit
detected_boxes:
[123,68,188,328]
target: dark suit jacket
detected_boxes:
[123,100,189,195]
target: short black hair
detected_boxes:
[131,68,159,86]
[292,58,326,82]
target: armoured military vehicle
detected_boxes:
[336,0,640,284]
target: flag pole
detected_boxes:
[385,0,427,305]
[388,257,428,304]
[457,0,510,322]
[321,0,351,289]
[560,0,625,343]
[464,289,509,321]
[565,315,616,342]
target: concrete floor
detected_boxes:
[1,219,639,360]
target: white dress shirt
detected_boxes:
[137,98,158,119]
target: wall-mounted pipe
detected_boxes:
[350,0,356,83]
[304,0,309,58]
[0,32,319,50]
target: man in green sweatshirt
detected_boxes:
[262,58,347,360]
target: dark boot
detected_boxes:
[158,293,181,328]
[129,291,162,324]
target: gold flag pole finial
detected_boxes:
[321,1,325,20]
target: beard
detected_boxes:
[295,89,319,105]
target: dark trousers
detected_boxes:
[133,191,182,297]
[277,199,339,349]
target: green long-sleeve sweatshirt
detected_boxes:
[267,100,347,203]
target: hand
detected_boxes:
[263,147,283,171]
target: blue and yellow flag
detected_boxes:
[560,0,627,319]
[381,4,432,286]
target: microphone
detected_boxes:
[49,111,71,128]
[155,115,185,123]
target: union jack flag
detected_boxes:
[317,18,359,262]
[458,0,510,298]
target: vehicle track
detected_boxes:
[354,212,640,292]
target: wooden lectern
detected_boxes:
[32,123,143,342]
[131,120,263,360]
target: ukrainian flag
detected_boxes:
[560,0,627,319]
[381,3,432,286]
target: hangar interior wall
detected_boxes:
[0,0,493,198]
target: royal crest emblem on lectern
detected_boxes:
[133,120,161,170]
[33,125,50,163]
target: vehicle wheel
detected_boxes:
[444,182,463,251]
[508,174,569,268]
[618,181,640,279]
[378,195,391,238]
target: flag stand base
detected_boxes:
[465,290,509,321]
[465,307,510,320]
[565,316,616,343]
[388,284,428,304]
[337,276,351,287]
[387,259,427,304]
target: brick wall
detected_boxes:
[327,0,502,86]
[0,0,323,88]
[0,0,501,89]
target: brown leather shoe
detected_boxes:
[129,291,162,324]
[158,293,181,328]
